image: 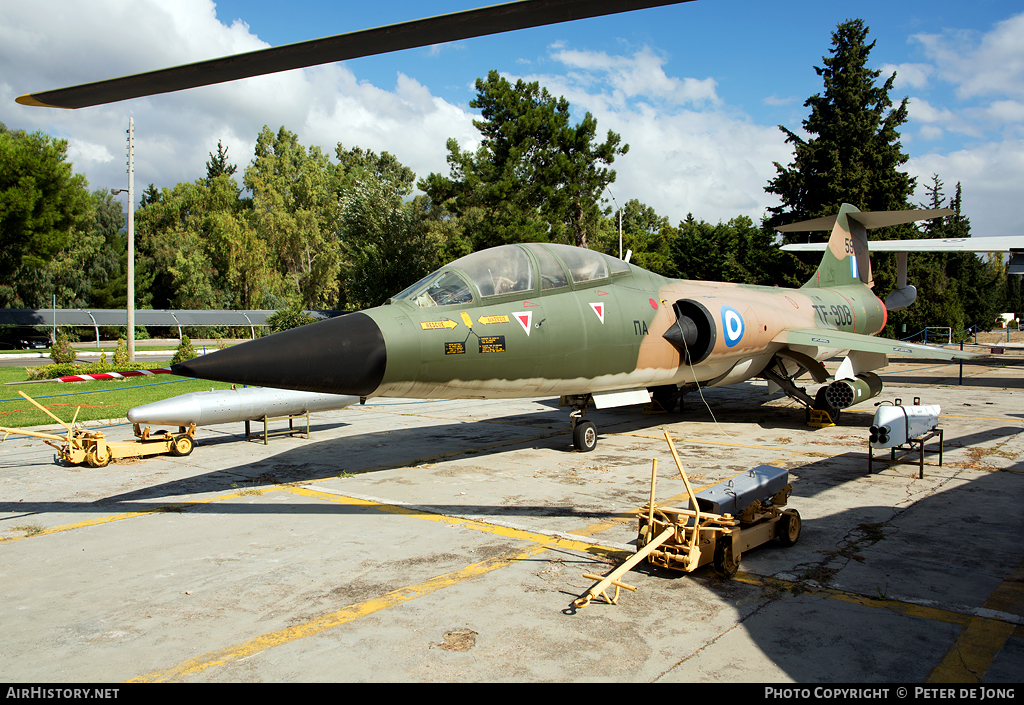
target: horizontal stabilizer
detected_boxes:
[783,236,1024,253]
[776,208,954,233]
[773,328,983,360]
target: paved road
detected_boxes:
[0,360,1021,682]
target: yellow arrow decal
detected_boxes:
[420,319,458,330]
[477,314,510,325]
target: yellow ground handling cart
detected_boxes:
[575,430,800,608]
[0,391,196,467]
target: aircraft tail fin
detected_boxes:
[776,205,954,290]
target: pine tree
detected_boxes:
[205,140,237,182]
[766,19,915,226]
[421,71,627,250]
[763,19,919,297]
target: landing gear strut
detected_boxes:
[650,384,682,413]
[759,352,831,422]
[563,394,598,452]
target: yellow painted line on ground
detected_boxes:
[0,423,568,544]
[927,557,1024,683]
[0,489,271,544]
[623,432,789,453]
[927,618,1017,683]
[128,543,549,683]
[733,561,1024,684]
[128,484,642,682]
[733,571,1019,631]
[279,485,626,558]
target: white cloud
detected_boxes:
[0,0,476,200]
[515,49,789,225]
[4,1,1017,242]
[909,139,1024,237]
[66,139,115,167]
[549,46,721,108]
[880,62,933,90]
[912,12,1024,100]
[762,95,798,107]
[907,97,982,138]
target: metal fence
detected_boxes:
[0,309,345,342]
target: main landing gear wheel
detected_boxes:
[778,509,801,547]
[171,434,195,457]
[573,421,597,452]
[651,385,679,413]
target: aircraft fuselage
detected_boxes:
[173,243,886,403]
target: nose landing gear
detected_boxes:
[562,394,598,452]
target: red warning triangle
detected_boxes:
[513,311,532,336]
[589,302,605,324]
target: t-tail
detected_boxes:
[776,203,954,301]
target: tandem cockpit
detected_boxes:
[388,243,632,308]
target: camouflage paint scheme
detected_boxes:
[365,203,897,399]
[173,204,974,407]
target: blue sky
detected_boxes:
[2,0,1022,238]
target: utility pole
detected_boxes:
[110,120,137,361]
[126,118,135,363]
[606,187,623,260]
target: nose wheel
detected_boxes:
[573,420,597,452]
[567,398,598,452]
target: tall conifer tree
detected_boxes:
[766,19,915,227]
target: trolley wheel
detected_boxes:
[170,434,195,457]
[778,509,801,547]
[86,446,111,468]
[712,535,739,578]
[572,421,597,452]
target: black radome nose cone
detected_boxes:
[171,312,386,396]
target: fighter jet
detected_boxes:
[167,203,979,451]
[15,0,980,450]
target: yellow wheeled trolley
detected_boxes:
[0,391,196,467]
[575,430,800,608]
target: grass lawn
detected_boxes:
[0,366,235,429]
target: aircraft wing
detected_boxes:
[773,328,984,360]
[781,237,1024,253]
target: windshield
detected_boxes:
[394,270,473,308]
[392,243,630,306]
[450,245,534,297]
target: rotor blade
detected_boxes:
[17,0,694,110]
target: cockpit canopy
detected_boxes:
[391,243,631,308]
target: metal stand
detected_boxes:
[245,412,310,445]
[869,428,943,478]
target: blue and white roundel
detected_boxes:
[721,305,744,347]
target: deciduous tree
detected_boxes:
[421,71,627,250]
[0,123,91,306]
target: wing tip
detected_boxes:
[16,93,65,109]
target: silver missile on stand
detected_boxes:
[128,386,360,444]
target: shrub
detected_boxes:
[267,304,316,334]
[49,330,77,364]
[113,338,129,366]
[172,335,198,364]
